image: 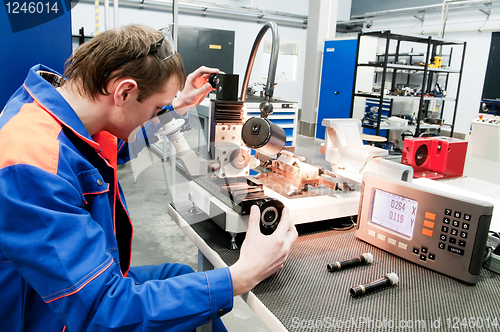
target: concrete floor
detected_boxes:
[117,129,329,331]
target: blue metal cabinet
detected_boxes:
[316,39,358,139]
[0,7,71,109]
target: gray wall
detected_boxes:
[351,0,441,17]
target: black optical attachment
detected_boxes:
[157,108,174,125]
[349,272,399,298]
[327,253,373,272]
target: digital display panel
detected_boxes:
[370,189,418,238]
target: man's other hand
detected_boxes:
[229,205,298,295]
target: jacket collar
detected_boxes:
[24,64,101,152]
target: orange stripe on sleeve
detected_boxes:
[44,259,114,303]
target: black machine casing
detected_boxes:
[211,73,239,101]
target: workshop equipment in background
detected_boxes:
[428,56,442,68]
[463,112,500,185]
[168,23,414,250]
[402,136,468,179]
[414,56,441,68]
[481,99,500,116]
[323,118,413,184]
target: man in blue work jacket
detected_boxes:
[0,23,297,332]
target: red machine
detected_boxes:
[402,136,468,179]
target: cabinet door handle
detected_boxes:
[334,91,340,94]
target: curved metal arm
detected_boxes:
[240,21,280,104]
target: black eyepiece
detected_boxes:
[157,108,174,125]
[256,198,284,235]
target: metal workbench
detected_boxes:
[169,201,500,332]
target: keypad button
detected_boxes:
[448,245,465,256]
[421,246,428,254]
[423,220,435,229]
[462,223,470,230]
[420,254,427,261]
[443,217,451,224]
[412,247,420,255]
[398,242,408,250]
[464,214,471,221]
[458,240,466,247]
[454,211,462,219]
[444,209,452,216]
[428,253,436,260]
[460,231,468,239]
[425,212,436,221]
[451,229,458,236]
[452,220,460,227]
[449,237,457,244]
[440,234,447,241]
[438,242,446,250]
[442,226,449,233]
[422,228,433,237]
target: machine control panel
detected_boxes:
[356,174,493,284]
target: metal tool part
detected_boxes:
[349,273,399,297]
[327,253,373,272]
[242,117,286,156]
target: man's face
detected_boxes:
[122,78,180,142]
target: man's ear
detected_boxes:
[113,79,138,107]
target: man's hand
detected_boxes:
[172,66,219,116]
[229,205,298,296]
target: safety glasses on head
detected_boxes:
[103,27,175,78]
[149,27,175,60]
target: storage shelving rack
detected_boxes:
[350,30,466,137]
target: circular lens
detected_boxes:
[264,210,276,222]
[230,149,250,169]
[415,144,428,166]
[257,198,284,236]
[261,206,278,225]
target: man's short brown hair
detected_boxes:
[62,24,186,102]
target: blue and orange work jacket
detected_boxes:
[0,65,233,331]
